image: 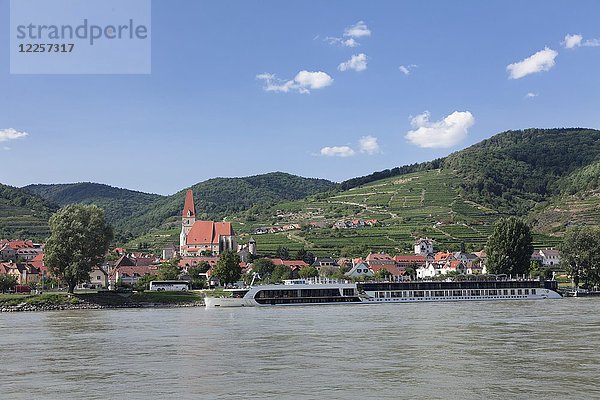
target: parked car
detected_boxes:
[14,285,32,294]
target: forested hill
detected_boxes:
[443,128,600,215]
[114,172,336,239]
[0,183,57,240]
[24,182,164,228]
[341,128,600,216]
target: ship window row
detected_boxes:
[373,289,537,298]
[255,289,342,299]
[255,297,358,305]
[361,281,544,291]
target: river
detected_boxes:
[1,298,599,399]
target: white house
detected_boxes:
[344,262,374,278]
[539,248,561,268]
[414,238,434,256]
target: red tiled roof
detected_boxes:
[7,240,34,250]
[182,189,196,218]
[369,265,405,276]
[434,252,453,262]
[393,255,426,263]
[366,253,393,261]
[186,221,234,245]
[113,265,158,279]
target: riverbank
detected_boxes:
[0,291,205,312]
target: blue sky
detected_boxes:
[1,0,600,195]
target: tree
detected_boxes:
[276,246,290,260]
[251,258,276,280]
[374,268,393,281]
[197,261,211,273]
[212,250,241,286]
[44,204,113,293]
[187,265,207,289]
[299,265,319,278]
[560,226,600,289]
[134,274,157,292]
[295,247,307,262]
[271,265,292,282]
[485,217,533,276]
[0,274,18,293]
[157,262,181,280]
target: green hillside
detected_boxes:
[118,172,335,239]
[0,183,57,240]
[24,182,163,233]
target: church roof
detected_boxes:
[182,189,196,217]
[187,221,234,245]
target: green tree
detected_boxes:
[374,268,393,281]
[251,258,276,280]
[44,204,113,293]
[271,265,292,282]
[299,265,319,278]
[485,217,533,276]
[276,246,290,260]
[187,265,207,289]
[560,226,600,289]
[196,261,211,273]
[0,274,18,293]
[134,274,157,292]
[212,250,241,286]
[157,262,181,280]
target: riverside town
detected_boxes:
[2,1,600,399]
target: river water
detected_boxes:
[1,299,600,400]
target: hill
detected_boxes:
[21,173,336,243]
[24,183,163,232]
[0,183,57,240]
[119,172,335,240]
[219,128,600,257]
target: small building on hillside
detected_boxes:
[345,262,374,278]
[539,248,561,269]
[414,238,434,256]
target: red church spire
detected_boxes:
[182,189,196,217]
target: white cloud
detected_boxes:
[359,135,380,154]
[2,146,10,151]
[405,111,475,148]
[525,92,538,98]
[344,21,371,38]
[338,53,368,72]
[0,128,28,142]
[326,37,359,47]
[506,47,558,79]
[563,34,583,49]
[257,70,333,94]
[320,146,356,157]
[325,21,370,47]
[562,33,600,48]
[399,64,417,75]
[583,38,600,47]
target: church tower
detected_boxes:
[180,189,196,251]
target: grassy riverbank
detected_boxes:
[0,290,206,311]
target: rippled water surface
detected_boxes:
[2,299,600,399]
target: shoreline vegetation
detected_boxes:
[0,291,208,313]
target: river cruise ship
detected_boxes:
[204,277,561,308]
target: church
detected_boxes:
[179,189,237,257]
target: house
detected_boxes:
[88,266,108,288]
[414,238,434,256]
[0,243,16,261]
[178,256,220,271]
[1,261,40,285]
[365,253,396,267]
[311,257,339,270]
[113,265,158,286]
[179,189,236,257]
[271,259,309,270]
[393,255,427,270]
[453,252,478,268]
[162,243,178,260]
[538,248,561,269]
[344,262,374,278]
[369,264,406,278]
